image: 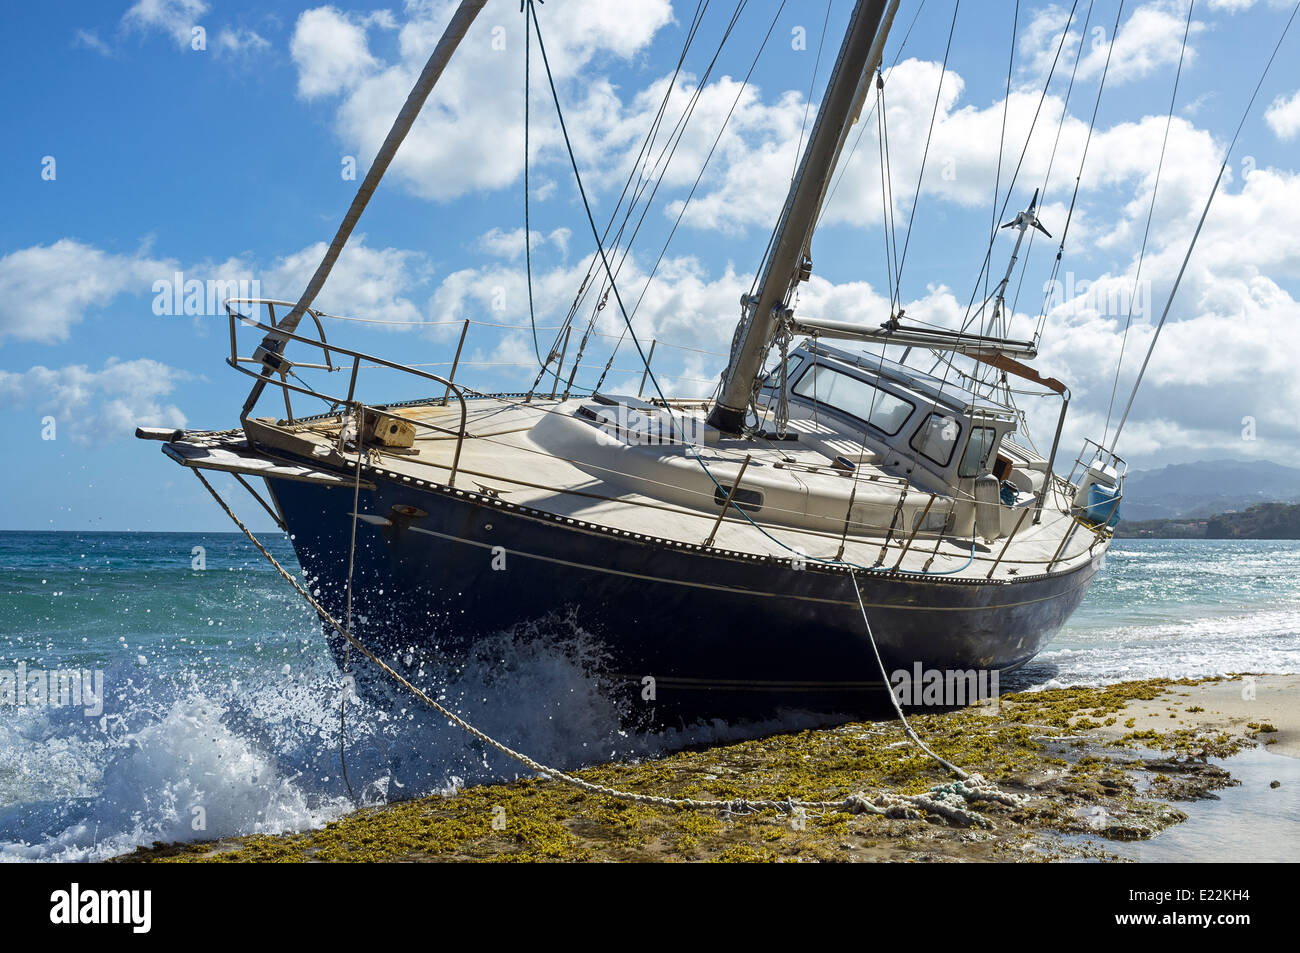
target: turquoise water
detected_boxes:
[1,532,1297,861]
[1011,539,1300,687]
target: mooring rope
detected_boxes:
[850,573,969,779]
[192,467,1022,827]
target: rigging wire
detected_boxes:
[1101,0,1193,446]
[596,0,788,391]
[536,0,744,397]
[587,0,749,324]
[881,1,1096,515]
[1043,0,1127,317]
[875,73,900,308]
[890,0,959,296]
[527,0,671,413]
[528,0,716,386]
[878,72,904,313]
[1022,0,1093,346]
[946,0,1091,346]
[1001,0,1089,353]
[819,0,928,221]
[573,1,711,299]
[1110,0,1300,453]
[529,0,986,578]
[575,0,720,307]
[921,0,1082,430]
[522,8,543,366]
[984,0,1020,336]
[793,1,834,187]
[922,0,1081,399]
[749,0,927,309]
[925,0,1086,418]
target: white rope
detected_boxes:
[850,572,970,779]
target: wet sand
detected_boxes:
[1089,674,1299,758]
[115,674,1298,863]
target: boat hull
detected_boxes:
[266,469,1101,723]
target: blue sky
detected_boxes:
[2,0,1299,531]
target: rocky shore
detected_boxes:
[115,674,1296,863]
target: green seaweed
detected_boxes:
[113,677,1251,864]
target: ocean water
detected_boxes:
[1010,539,1300,687]
[0,532,1297,862]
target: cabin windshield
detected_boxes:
[792,364,915,436]
[959,426,999,478]
[910,412,962,468]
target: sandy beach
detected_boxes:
[115,674,1298,863]
[1090,674,1299,758]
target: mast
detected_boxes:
[241,0,488,421]
[706,0,892,435]
[809,1,901,237]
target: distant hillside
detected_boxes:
[1118,459,1300,520]
[1114,502,1300,539]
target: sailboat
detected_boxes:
[138,0,1130,721]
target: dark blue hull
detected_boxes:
[266,465,1100,723]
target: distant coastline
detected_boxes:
[1115,502,1300,539]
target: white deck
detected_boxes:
[235,394,1106,582]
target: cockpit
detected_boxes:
[758,341,1023,493]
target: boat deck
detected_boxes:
[182,392,1107,583]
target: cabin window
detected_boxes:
[714,485,763,512]
[958,426,999,478]
[762,354,804,389]
[792,364,914,436]
[913,507,950,533]
[910,412,961,468]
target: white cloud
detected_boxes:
[1014,161,1300,467]
[257,237,431,326]
[215,27,271,57]
[290,6,378,99]
[0,358,190,443]
[122,0,268,59]
[0,240,173,344]
[1265,89,1300,141]
[123,0,209,48]
[1087,1,1203,85]
[476,227,571,260]
[1027,274,1300,466]
[289,0,674,200]
[548,227,572,257]
[1020,1,1204,89]
[361,10,398,31]
[74,30,113,57]
[0,234,433,344]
